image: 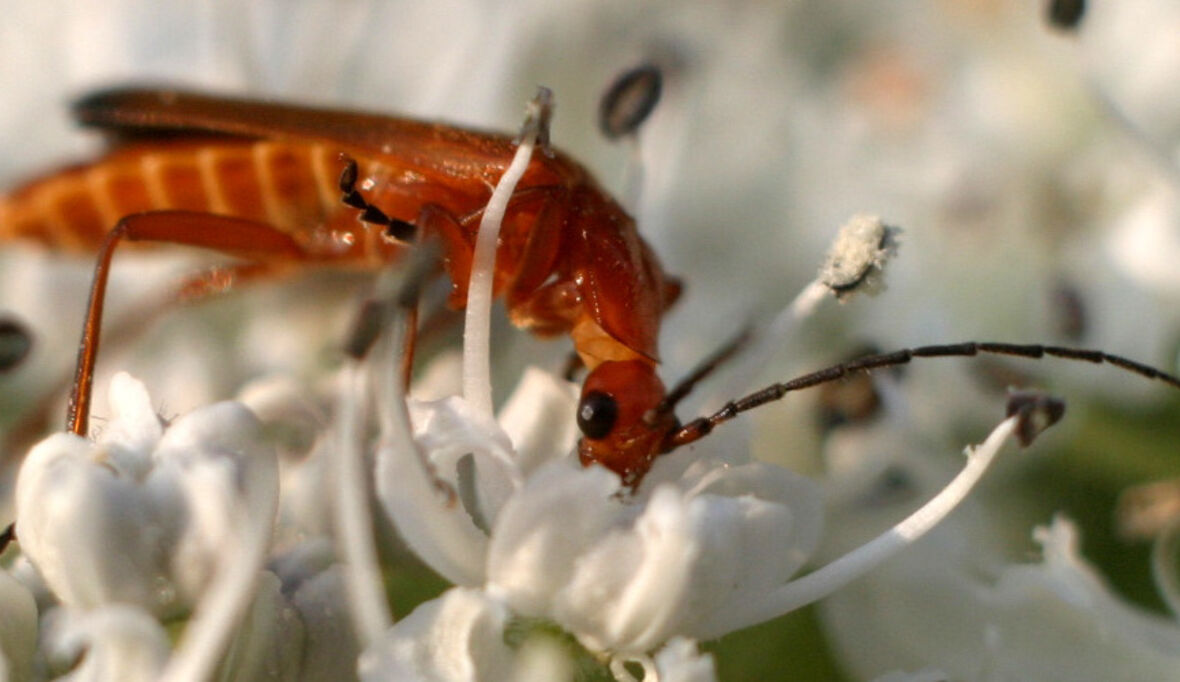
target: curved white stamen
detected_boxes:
[376,310,490,587]
[160,453,278,682]
[712,217,897,404]
[335,360,394,647]
[700,416,1019,638]
[620,136,646,214]
[463,94,546,417]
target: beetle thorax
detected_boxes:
[570,316,647,370]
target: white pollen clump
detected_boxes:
[819,214,901,300]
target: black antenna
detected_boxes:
[663,341,1180,450]
[647,326,752,424]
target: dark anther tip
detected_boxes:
[1006,391,1066,447]
[598,63,663,140]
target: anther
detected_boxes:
[1006,391,1066,447]
[599,63,663,140]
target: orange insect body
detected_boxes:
[0,89,681,484]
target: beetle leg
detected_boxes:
[504,187,569,309]
[68,210,308,437]
[173,261,293,301]
[413,204,473,305]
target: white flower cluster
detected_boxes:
[0,138,1044,681]
[1,1,1179,680]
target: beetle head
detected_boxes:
[576,359,677,487]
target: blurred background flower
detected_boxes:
[1,0,1178,679]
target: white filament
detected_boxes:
[699,416,1019,637]
[462,103,543,417]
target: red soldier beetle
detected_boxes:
[3,86,1180,499]
[0,86,686,485]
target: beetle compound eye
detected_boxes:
[578,390,619,440]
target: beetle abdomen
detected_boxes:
[0,140,357,251]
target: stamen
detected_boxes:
[370,270,490,587]
[463,88,552,417]
[705,279,827,410]
[1006,391,1066,446]
[600,62,668,214]
[818,214,901,300]
[708,216,899,406]
[334,252,451,645]
[599,63,663,140]
[698,407,1033,637]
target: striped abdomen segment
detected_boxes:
[0,139,361,252]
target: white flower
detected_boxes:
[484,453,820,653]
[358,588,514,682]
[360,354,1036,679]
[2,2,1180,680]
[42,605,170,681]
[10,373,295,682]
[15,373,276,613]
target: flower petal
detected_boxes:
[359,588,513,682]
[487,456,823,654]
[43,606,169,682]
[494,367,580,477]
[15,433,172,610]
[485,462,622,618]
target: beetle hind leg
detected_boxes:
[68,210,310,438]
